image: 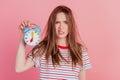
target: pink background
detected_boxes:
[0,0,120,80]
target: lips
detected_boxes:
[58,30,64,34]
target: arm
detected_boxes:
[15,20,34,73]
[78,46,92,80]
[78,70,86,80]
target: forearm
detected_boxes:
[15,39,26,72]
[79,70,86,80]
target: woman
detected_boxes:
[15,5,92,80]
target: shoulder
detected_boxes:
[76,42,88,52]
[81,46,88,52]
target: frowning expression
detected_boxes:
[55,12,69,39]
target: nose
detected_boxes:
[59,23,63,29]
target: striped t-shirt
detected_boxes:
[27,45,92,80]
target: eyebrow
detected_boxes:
[55,20,68,22]
[64,21,68,23]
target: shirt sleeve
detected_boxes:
[27,52,41,68]
[80,47,92,71]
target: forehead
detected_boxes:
[56,12,67,21]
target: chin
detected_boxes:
[57,34,68,39]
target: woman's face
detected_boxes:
[55,12,69,39]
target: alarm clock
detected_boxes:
[23,25,41,46]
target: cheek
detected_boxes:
[55,26,59,34]
[55,24,59,29]
[65,26,69,33]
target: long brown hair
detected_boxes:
[31,5,87,68]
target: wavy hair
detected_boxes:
[31,5,87,68]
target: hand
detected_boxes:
[18,20,31,40]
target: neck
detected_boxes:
[57,38,68,46]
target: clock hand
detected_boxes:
[30,31,34,42]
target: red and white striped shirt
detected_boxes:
[28,45,92,80]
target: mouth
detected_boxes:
[58,30,64,34]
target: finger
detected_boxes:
[30,23,37,28]
[21,21,26,27]
[19,25,24,30]
[27,20,31,27]
[23,20,27,27]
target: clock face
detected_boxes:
[24,30,41,46]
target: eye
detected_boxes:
[55,21,60,24]
[64,21,68,24]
